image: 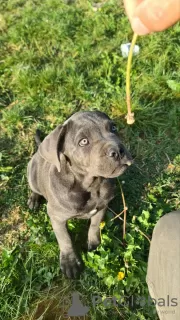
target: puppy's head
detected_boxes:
[63,111,132,178]
[39,111,133,178]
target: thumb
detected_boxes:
[131,0,180,35]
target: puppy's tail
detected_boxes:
[35,129,42,147]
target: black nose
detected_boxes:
[107,148,119,160]
[119,146,125,158]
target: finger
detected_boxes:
[132,0,180,34]
[123,0,143,20]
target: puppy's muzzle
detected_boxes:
[106,146,133,166]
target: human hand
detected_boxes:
[123,0,180,35]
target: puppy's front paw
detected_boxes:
[88,236,101,252]
[88,240,101,252]
[88,226,101,251]
[27,192,41,210]
[60,251,83,279]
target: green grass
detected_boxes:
[0,0,180,319]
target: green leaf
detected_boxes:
[148,193,157,202]
[167,80,180,93]
[0,166,13,173]
[104,275,115,288]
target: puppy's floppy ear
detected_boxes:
[38,124,67,172]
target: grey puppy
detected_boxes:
[27,111,132,278]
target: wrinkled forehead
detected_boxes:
[64,111,112,129]
[63,112,113,144]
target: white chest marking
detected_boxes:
[89,208,98,215]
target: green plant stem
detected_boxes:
[126,33,138,125]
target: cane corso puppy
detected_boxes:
[27,111,132,278]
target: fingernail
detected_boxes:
[131,17,150,35]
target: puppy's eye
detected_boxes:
[111,125,117,132]
[79,138,89,147]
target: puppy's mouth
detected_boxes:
[99,163,129,179]
[95,149,133,178]
[110,164,128,177]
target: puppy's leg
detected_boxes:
[47,204,82,279]
[88,209,106,251]
[28,192,42,210]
